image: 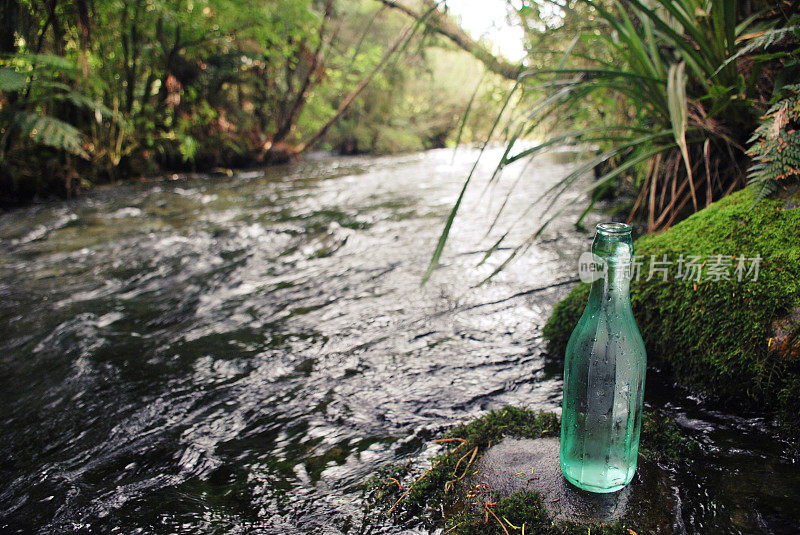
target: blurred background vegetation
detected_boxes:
[419,0,799,279]
[0,0,512,204]
[0,0,798,228]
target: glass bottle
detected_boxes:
[559,222,647,493]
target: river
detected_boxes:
[0,149,798,534]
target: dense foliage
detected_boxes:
[0,0,508,204]
[425,0,799,282]
[508,0,800,230]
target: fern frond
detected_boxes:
[50,91,122,122]
[747,86,800,202]
[13,111,88,158]
[2,52,77,72]
[715,22,800,75]
[0,68,27,92]
[739,24,800,55]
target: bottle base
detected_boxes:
[561,464,632,493]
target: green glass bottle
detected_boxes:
[560,222,647,493]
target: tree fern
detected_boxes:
[0,54,115,164]
[13,112,88,158]
[747,85,800,201]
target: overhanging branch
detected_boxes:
[377,0,524,80]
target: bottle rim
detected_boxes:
[596,222,632,235]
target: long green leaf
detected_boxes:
[421,81,520,285]
[479,142,679,284]
[613,0,660,80]
[667,61,696,210]
[623,0,714,81]
[451,72,486,163]
[536,132,674,216]
[3,52,77,72]
[479,131,674,268]
[504,126,651,166]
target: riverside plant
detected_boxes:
[0,54,116,161]
[0,53,121,195]
[425,0,799,284]
[747,84,800,200]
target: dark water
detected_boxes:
[0,149,797,534]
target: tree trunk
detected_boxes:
[0,0,17,55]
[377,0,523,81]
[272,0,335,145]
[76,0,90,77]
[0,0,18,161]
[123,0,144,114]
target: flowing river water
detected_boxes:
[0,149,798,534]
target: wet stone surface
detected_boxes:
[474,438,677,533]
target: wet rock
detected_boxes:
[473,438,678,533]
[263,142,299,164]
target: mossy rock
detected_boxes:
[363,407,693,534]
[543,184,800,434]
[474,437,676,533]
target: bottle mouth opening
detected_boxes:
[596,222,632,235]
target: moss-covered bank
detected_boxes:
[364,406,693,534]
[544,184,800,434]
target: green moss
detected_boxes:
[443,490,560,535]
[304,443,349,482]
[640,410,699,462]
[441,489,632,535]
[446,405,560,448]
[364,408,558,531]
[543,184,800,433]
[542,283,590,352]
[364,406,685,534]
[392,408,559,530]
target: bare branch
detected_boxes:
[296,22,416,152]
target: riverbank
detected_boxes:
[544,183,800,436]
[0,135,456,209]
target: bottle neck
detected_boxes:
[588,229,634,308]
[588,260,632,307]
